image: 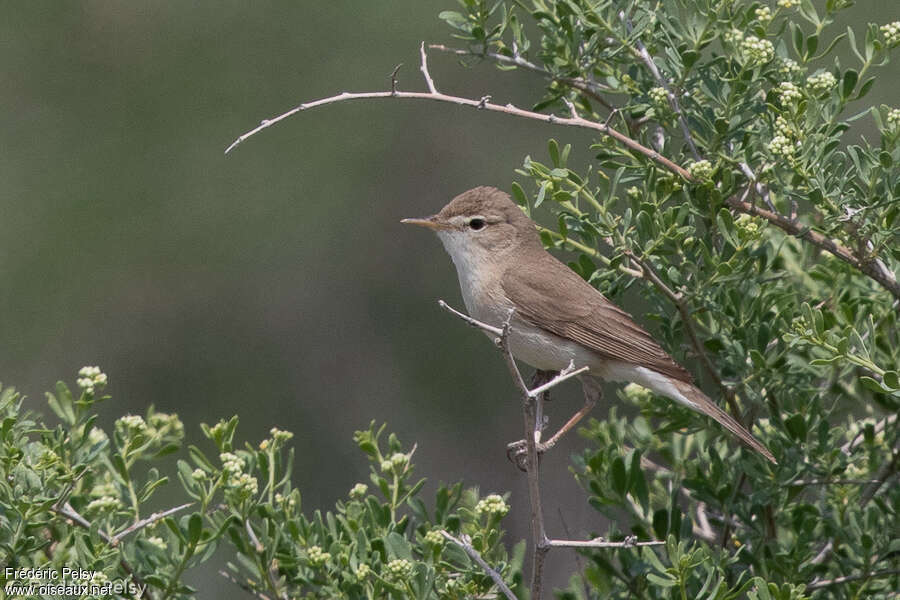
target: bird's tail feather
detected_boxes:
[674,381,776,464]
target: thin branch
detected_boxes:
[619,11,700,160]
[725,196,900,303]
[807,569,900,591]
[428,43,617,113]
[418,42,438,93]
[245,519,287,600]
[224,44,692,181]
[548,535,664,549]
[438,301,586,401]
[52,502,153,600]
[789,478,880,486]
[860,446,898,506]
[841,414,897,455]
[529,361,590,398]
[440,531,518,600]
[437,299,503,336]
[219,570,273,600]
[110,503,193,545]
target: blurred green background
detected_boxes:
[2,1,897,594]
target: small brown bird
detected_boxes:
[403,186,775,463]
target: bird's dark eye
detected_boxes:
[469,218,486,231]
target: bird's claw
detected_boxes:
[505,438,556,471]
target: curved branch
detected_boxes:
[725,196,900,303]
[225,44,692,181]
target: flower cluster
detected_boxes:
[777,0,797,7]
[230,473,258,498]
[424,529,445,546]
[735,214,762,241]
[807,71,837,95]
[274,492,297,509]
[145,536,167,551]
[86,495,120,514]
[887,107,900,129]
[648,86,668,106]
[881,21,900,47]
[219,451,258,499]
[774,116,796,138]
[87,427,108,445]
[754,6,772,24]
[148,411,184,439]
[384,558,414,581]
[354,564,371,580]
[768,134,796,158]
[686,159,713,181]
[349,483,368,499]
[116,414,147,434]
[777,81,802,106]
[380,452,409,474]
[723,28,743,45]
[623,382,653,403]
[475,494,509,518]
[307,545,331,567]
[220,452,244,477]
[259,426,294,450]
[778,58,805,77]
[77,366,108,395]
[740,35,775,64]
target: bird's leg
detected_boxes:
[506,369,564,470]
[536,377,601,452]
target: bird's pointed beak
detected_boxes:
[400,215,450,230]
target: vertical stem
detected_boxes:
[524,391,549,599]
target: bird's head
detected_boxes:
[402,186,540,267]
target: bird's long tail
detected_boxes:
[672,380,777,464]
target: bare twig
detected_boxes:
[245,519,287,600]
[739,163,777,212]
[418,42,438,93]
[619,11,700,160]
[807,569,900,591]
[841,414,897,455]
[725,196,900,303]
[440,531,518,600]
[110,503,193,545]
[219,570,273,600]
[390,64,402,95]
[860,446,898,506]
[437,299,503,336]
[51,502,154,600]
[548,535,664,549]
[790,478,880,486]
[224,44,692,181]
[428,43,617,113]
[529,361,590,398]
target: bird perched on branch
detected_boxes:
[403,186,775,464]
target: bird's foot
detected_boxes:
[505,437,557,471]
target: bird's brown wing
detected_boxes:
[500,253,692,382]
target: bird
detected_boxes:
[402,186,776,464]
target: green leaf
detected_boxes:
[647,573,678,587]
[188,513,203,544]
[548,139,560,167]
[841,69,858,99]
[511,181,528,209]
[610,456,627,495]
